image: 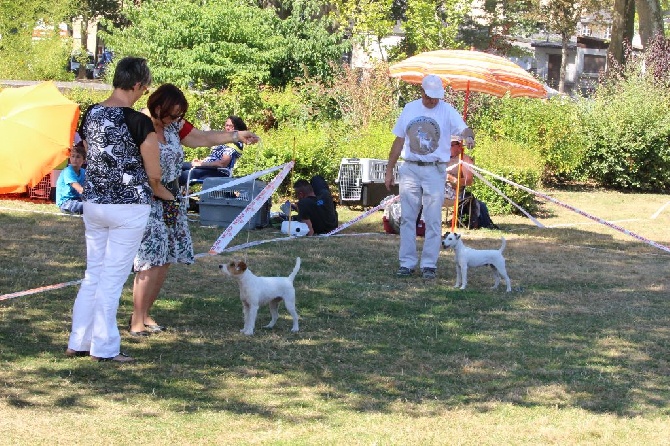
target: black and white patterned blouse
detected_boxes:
[79,105,155,204]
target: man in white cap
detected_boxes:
[384,74,475,279]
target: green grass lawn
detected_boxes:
[1,190,669,445]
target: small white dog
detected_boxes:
[442,233,511,292]
[219,257,301,335]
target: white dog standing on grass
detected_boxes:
[219,257,301,335]
[442,233,512,292]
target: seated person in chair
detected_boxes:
[444,136,475,208]
[56,142,86,214]
[178,115,247,186]
[292,176,339,236]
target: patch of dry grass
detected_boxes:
[1,190,669,445]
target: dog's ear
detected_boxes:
[237,261,247,272]
[455,233,461,240]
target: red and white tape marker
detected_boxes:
[325,194,399,236]
[0,279,83,301]
[467,162,670,254]
[209,161,294,254]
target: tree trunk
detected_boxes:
[636,0,664,49]
[607,0,635,70]
[559,32,569,93]
[77,15,90,80]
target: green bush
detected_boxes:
[579,73,670,192]
[469,95,587,183]
[468,135,543,215]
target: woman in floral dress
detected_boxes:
[130,84,260,336]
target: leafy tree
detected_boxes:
[534,0,603,93]
[460,0,541,55]
[102,0,348,88]
[0,0,72,79]
[66,0,121,79]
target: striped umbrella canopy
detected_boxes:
[389,49,547,99]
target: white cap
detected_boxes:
[421,74,445,99]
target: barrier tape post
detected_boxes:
[209,161,294,254]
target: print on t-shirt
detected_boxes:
[406,116,441,156]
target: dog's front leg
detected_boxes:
[459,262,468,290]
[243,305,259,336]
[241,302,250,334]
[454,264,462,288]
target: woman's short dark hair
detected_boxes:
[228,115,247,131]
[112,57,152,90]
[146,83,189,120]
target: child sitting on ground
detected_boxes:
[56,142,86,214]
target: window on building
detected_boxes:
[583,54,606,74]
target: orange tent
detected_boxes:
[0,82,80,194]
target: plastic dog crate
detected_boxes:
[28,173,52,200]
[199,178,271,228]
[336,158,401,206]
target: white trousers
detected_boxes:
[68,202,151,358]
[398,162,446,270]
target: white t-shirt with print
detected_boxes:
[392,99,468,163]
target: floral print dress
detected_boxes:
[133,123,194,271]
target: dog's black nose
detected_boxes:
[218,264,223,269]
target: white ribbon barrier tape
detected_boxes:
[651,200,670,220]
[325,194,400,236]
[467,163,670,254]
[468,165,544,228]
[209,161,294,254]
[185,164,286,198]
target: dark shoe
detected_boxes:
[144,324,165,333]
[421,267,437,279]
[92,352,134,363]
[396,266,415,277]
[128,330,152,337]
[65,348,90,357]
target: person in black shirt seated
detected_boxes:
[293,176,338,236]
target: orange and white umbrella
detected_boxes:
[390,49,546,99]
[0,82,80,194]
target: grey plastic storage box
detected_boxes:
[199,178,271,229]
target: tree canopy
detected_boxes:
[102,0,349,88]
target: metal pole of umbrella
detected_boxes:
[450,81,470,233]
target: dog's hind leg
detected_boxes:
[265,298,281,329]
[491,266,501,289]
[283,293,300,333]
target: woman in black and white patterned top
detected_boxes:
[66,57,173,363]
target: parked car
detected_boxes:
[94,49,113,79]
[69,52,95,79]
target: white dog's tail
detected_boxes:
[289,257,301,282]
[499,237,506,253]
